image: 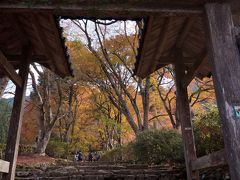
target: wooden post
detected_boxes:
[205,3,240,179]
[2,55,30,180]
[175,60,199,180]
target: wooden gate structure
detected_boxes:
[0,1,240,180]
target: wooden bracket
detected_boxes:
[0,51,23,87]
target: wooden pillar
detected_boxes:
[175,61,198,180]
[205,3,240,179]
[2,59,29,180]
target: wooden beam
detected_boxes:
[6,14,29,46]
[5,55,48,64]
[0,2,203,17]
[149,18,173,73]
[0,51,23,87]
[205,3,240,179]
[29,14,56,72]
[176,18,195,49]
[0,159,9,173]
[192,149,227,171]
[2,47,30,180]
[136,16,155,77]
[175,53,199,180]
[183,50,207,86]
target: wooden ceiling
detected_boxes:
[134,8,240,80]
[134,16,210,79]
[0,12,73,78]
[0,0,239,80]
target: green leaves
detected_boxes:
[132,129,184,164]
[193,104,224,156]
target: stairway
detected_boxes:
[15,162,185,180]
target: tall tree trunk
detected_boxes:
[0,77,8,98]
[36,129,52,155]
[142,76,150,130]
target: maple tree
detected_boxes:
[69,20,151,135]
[16,19,217,156]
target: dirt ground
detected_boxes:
[17,154,56,166]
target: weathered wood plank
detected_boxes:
[0,159,9,173]
[175,55,199,180]
[149,18,173,73]
[192,149,227,171]
[0,51,23,87]
[176,18,195,49]
[2,47,30,180]
[205,3,240,179]
[0,1,203,17]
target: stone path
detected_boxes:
[15,162,185,180]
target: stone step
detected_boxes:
[15,164,185,180]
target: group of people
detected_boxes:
[75,151,100,162]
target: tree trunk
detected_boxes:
[0,77,8,98]
[36,130,51,155]
[142,76,150,130]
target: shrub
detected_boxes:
[46,140,69,158]
[100,144,135,163]
[0,144,35,158]
[19,145,35,154]
[193,105,224,156]
[132,129,184,165]
[0,144,5,158]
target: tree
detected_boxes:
[0,77,8,98]
[30,65,67,155]
[193,104,224,156]
[150,66,215,129]
[29,43,88,154]
[70,20,151,135]
[91,91,127,150]
[0,99,12,143]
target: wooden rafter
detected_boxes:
[149,17,173,73]
[30,14,56,71]
[156,56,197,65]
[175,18,195,49]
[0,51,23,87]
[5,55,47,64]
[7,14,28,47]
[136,16,154,76]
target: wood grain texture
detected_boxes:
[0,51,23,87]
[175,58,199,180]
[205,3,240,179]
[192,149,227,171]
[2,48,30,180]
[0,13,73,78]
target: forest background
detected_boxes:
[0,19,224,164]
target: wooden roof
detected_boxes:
[134,16,210,79]
[134,12,240,79]
[0,12,73,78]
[1,0,240,80]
